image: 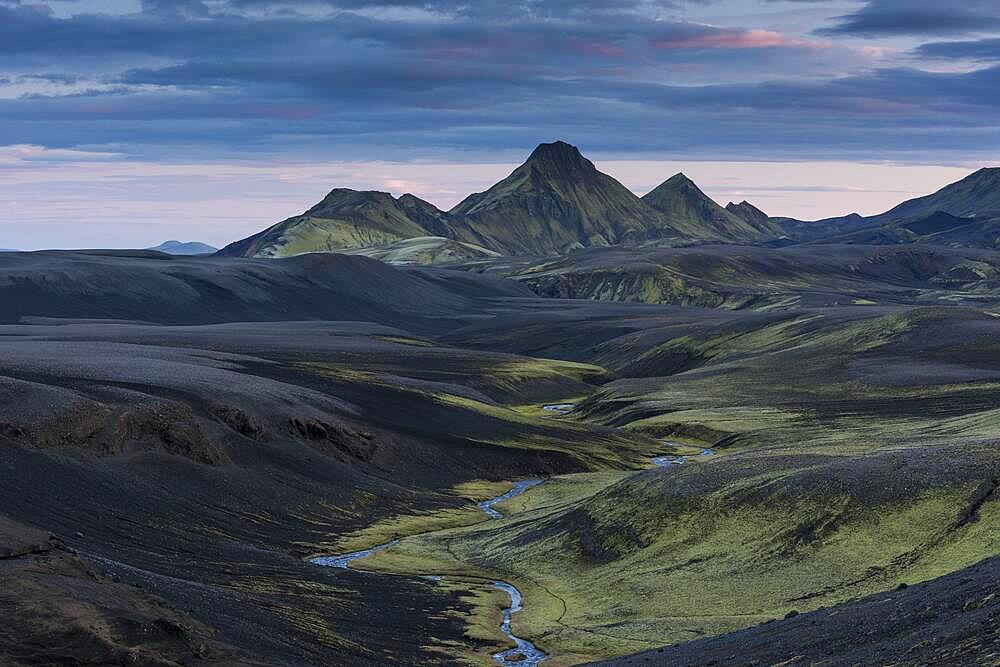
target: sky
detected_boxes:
[1,0,998,249]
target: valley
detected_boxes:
[1,245,996,665]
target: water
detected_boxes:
[310,540,398,569]
[541,403,575,417]
[652,444,714,468]
[312,479,549,664]
[491,581,548,666]
[478,479,544,519]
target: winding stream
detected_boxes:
[311,540,398,569]
[311,478,548,665]
[652,444,714,468]
[492,581,548,666]
[479,479,543,518]
[311,408,716,665]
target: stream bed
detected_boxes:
[311,478,548,665]
[310,417,716,665]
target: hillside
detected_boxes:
[216,189,451,258]
[882,167,1000,220]
[340,236,500,265]
[593,555,1000,666]
[459,244,1000,310]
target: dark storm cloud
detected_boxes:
[819,0,1000,37]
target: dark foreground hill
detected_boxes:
[0,249,530,330]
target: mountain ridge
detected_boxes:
[218,141,776,259]
[218,147,1000,259]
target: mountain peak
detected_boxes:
[524,140,594,176]
[643,174,780,240]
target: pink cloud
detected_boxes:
[652,29,823,51]
[570,40,628,58]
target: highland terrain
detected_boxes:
[2,142,999,666]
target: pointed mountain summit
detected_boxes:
[448,140,672,255]
[642,174,779,241]
[217,189,451,258]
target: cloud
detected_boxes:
[818,0,1000,37]
[0,0,995,168]
[917,38,1000,62]
[0,144,123,163]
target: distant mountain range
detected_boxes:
[149,240,218,255]
[217,143,1000,262]
[778,168,1000,248]
[218,141,782,260]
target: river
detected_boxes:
[312,477,548,665]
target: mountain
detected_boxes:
[779,168,1000,248]
[149,240,217,255]
[216,189,451,258]
[447,141,678,255]
[641,174,780,241]
[726,200,770,227]
[880,167,1000,221]
[221,141,789,260]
